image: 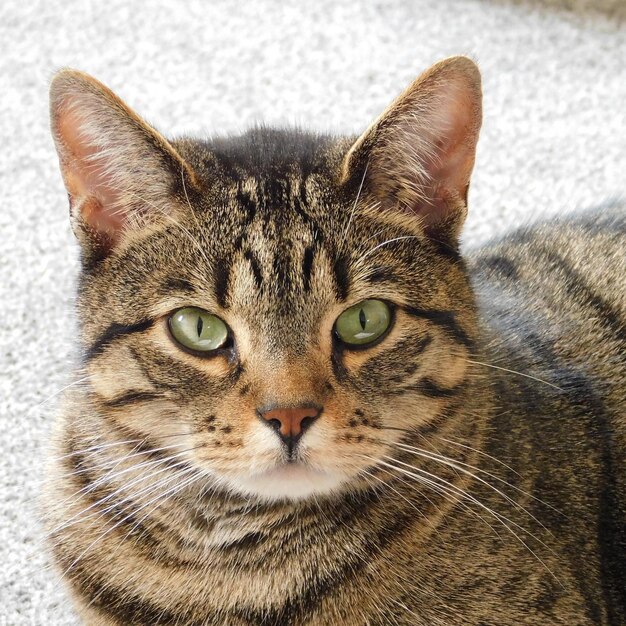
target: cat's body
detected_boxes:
[44,59,625,625]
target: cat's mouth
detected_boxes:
[229,461,348,501]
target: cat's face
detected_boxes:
[50,58,482,501]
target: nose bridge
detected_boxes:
[253,353,326,449]
[256,353,321,405]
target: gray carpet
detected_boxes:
[1,0,624,623]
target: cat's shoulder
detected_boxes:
[467,199,626,291]
[467,199,625,375]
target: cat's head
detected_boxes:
[50,57,482,501]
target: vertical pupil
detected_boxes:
[359,308,367,330]
[197,315,203,337]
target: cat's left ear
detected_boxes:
[50,70,198,259]
[341,56,482,245]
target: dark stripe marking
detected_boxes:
[366,265,398,284]
[561,370,626,619]
[481,255,519,281]
[404,307,474,347]
[101,391,164,409]
[236,186,257,224]
[160,277,196,294]
[412,377,463,399]
[127,346,184,394]
[292,178,318,228]
[86,319,154,361]
[243,249,263,290]
[536,248,626,345]
[302,245,315,292]
[430,236,463,263]
[59,448,172,559]
[213,257,231,309]
[220,530,267,552]
[61,563,181,626]
[332,254,350,301]
[230,487,433,625]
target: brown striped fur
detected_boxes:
[44,58,626,625]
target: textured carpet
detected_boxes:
[1,0,624,623]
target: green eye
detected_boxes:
[168,307,229,353]
[334,299,392,347]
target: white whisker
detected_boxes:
[58,442,190,488]
[338,161,368,256]
[63,469,203,575]
[355,235,423,266]
[436,435,521,477]
[467,359,564,391]
[53,439,144,462]
[31,375,92,412]
[52,448,202,533]
[372,464,503,541]
[392,440,560,526]
[52,431,192,462]
[365,454,563,586]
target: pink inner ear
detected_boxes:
[57,102,128,239]
[411,80,478,226]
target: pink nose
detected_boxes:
[259,405,322,441]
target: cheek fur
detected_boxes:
[84,299,472,504]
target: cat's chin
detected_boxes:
[228,463,349,502]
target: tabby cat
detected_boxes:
[44,57,626,625]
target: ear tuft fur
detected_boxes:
[342,56,482,244]
[49,69,197,259]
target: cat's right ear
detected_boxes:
[341,56,482,248]
[49,70,198,260]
